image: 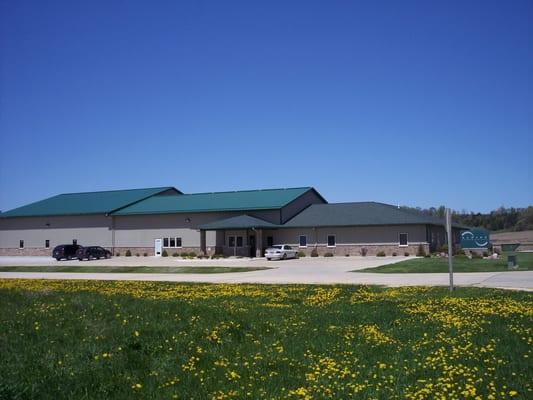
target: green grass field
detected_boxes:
[0,280,531,399]
[357,252,533,273]
[0,266,270,274]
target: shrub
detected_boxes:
[180,252,189,258]
[404,252,410,257]
[392,252,397,256]
[439,244,448,253]
[376,251,386,257]
[125,250,132,257]
[424,254,431,258]
[323,252,334,257]
[115,252,120,257]
[135,253,140,257]
[494,248,501,255]
[162,250,168,257]
[471,252,482,259]
[297,251,306,257]
[171,252,178,257]
[416,244,426,257]
[188,252,197,258]
[345,254,350,257]
[482,251,489,257]
[310,248,319,257]
[360,247,368,257]
[143,253,148,257]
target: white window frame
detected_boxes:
[327,234,336,248]
[299,235,307,248]
[399,233,408,247]
[176,237,182,248]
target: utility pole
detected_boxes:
[446,208,454,293]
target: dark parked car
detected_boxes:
[76,246,112,261]
[52,244,82,261]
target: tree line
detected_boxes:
[401,205,533,232]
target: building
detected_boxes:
[0,186,462,257]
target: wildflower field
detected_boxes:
[0,280,531,399]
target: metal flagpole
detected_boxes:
[446,208,454,293]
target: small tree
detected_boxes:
[162,250,168,257]
[125,250,132,257]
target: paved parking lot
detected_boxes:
[1,256,532,291]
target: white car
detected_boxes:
[265,245,298,261]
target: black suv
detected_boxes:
[52,244,82,261]
[76,246,112,261]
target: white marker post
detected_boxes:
[446,208,454,293]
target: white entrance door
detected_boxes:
[154,239,162,257]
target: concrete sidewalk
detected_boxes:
[1,256,532,291]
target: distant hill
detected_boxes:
[490,230,533,251]
[400,205,533,232]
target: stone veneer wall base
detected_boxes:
[296,244,429,257]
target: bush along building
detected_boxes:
[0,186,465,257]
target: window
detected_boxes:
[72,239,77,245]
[399,233,408,247]
[236,236,243,247]
[229,236,235,247]
[19,240,24,249]
[327,235,336,247]
[267,236,274,247]
[285,245,292,250]
[45,240,50,249]
[163,237,182,248]
[299,235,307,248]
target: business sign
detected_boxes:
[460,228,490,249]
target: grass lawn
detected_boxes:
[0,266,271,274]
[356,252,533,273]
[0,280,531,399]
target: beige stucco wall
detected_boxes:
[268,225,427,247]
[113,209,281,249]
[0,215,112,249]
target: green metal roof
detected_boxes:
[0,187,179,218]
[283,202,464,228]
[113,187,320,215]
[199,215,280,230]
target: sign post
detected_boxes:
[446,208,454,293]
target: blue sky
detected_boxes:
[1,0,531,213]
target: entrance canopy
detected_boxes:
[198,215,280,230]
